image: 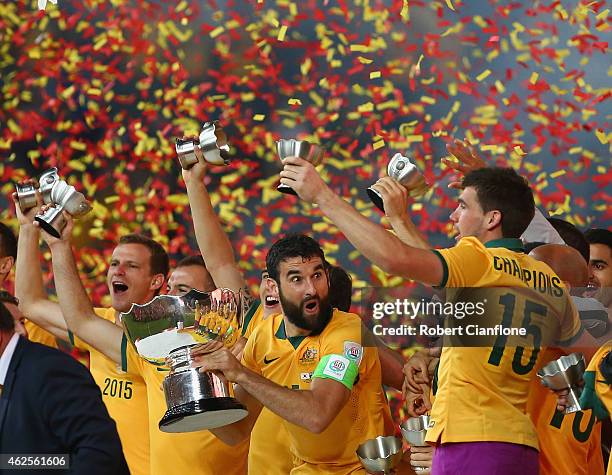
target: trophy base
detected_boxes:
[34,214,63,238]
[159,397,248,433]
[277,184,298,195]
[366,187,385,212]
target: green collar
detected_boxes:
[484,238,524,252]
[275,319,307,350]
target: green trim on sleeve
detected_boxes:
[68,330,75,346]
[121,334,128,372]
[579,371,610,421]
[241,300,261,336]
[312,354,359,390]
[432,250,449,288]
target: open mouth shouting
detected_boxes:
[112,281,129,295]
[303,297,320,315]
[264,295,279,308]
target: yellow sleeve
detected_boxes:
[24,320,58,349]
[321,313,365,367]
[433,237,491,287]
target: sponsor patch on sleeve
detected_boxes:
[343,341,363,366]
[312,354,359,390]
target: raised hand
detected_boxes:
[370,176,409,220]
[180,135,209,185]
[443,138,487,189]
[36,204,74,246]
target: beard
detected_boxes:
[279,289,333,336]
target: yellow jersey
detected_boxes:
[580,341,612,474]
[24,319,58,349]
[69,307,150,475]
[427,237,580,449]
[528,349,604,475]
[123,336,249,475]
[241,302,294,473]
[243,309,390,474]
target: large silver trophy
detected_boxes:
[121,289,248,433]
[400,415,430,472]
[537,353,586,414]
[276,139,324,195]
[175,121,230,169]
[15,167,92,237]
[367,153,428,212]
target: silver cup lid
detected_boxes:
[356,436,403,473]
[537,353,585,390]
[276,139,324,165]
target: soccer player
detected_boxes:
[281,156,589,474]
[585,229,612,314]
[194,234,391,473]
[528,244,604,475]
[14,199,157,475]
[36,210,249,475]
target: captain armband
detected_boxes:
[312,354,359,390]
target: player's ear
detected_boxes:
[486,210,502,231]
[150,273,165,292]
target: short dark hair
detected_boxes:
[266,235,325,282]
[462,167,535,238]
[118,234,169,277]
[547,218,589,263]
[329,265,352,312]
[0,222,17,260]
[585,228,612,251]
[176,255,207,269]
[0,301,15,333]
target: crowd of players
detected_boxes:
[0,139,610,474]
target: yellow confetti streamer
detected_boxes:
[529,72,539,84]
[209,26,224,38]
[370,71,381,79]
[277,25,288,41]
[373,139,385,150]
[288,98,302,105]
[549,170,566,179]
[476,69,491,81]
[253,114,266,121]
[513,145,527,156]
[444,0,456,11]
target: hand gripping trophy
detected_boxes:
[15,167,92,236]
[175,121,230,169]
[367,152,428,212]
[276,139,324,195]
[121,289,249,433]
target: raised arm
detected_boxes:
[13,193,68,341]
[182,146,246,293]
[280,157,443,286]
[369,176,430,249]
[40,210,123,363]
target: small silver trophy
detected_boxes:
[356,436,403,474]
[175,121,230,169]
[14,167,59,211]
[276,139,324,195]
[400,415,430,472]
[537,353,586,414]
[367,153,428,212]
[121,289,248,433]
[15,168,92,238]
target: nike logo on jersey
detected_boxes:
[264,356,280,364]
